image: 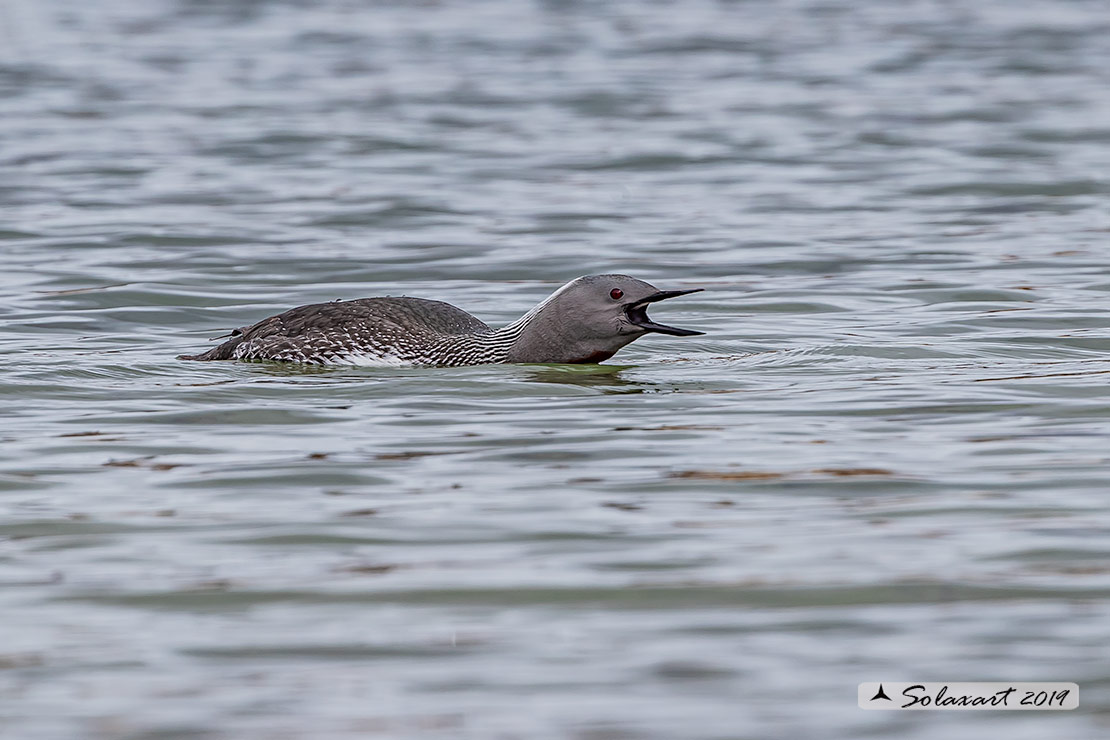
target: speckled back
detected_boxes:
[183,297,495,365]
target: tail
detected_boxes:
[178,330,243,361]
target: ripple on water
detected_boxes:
[5,0,1110,738]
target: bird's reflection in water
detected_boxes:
[237,358,652,393]
[515,363,651,393]
[244,361,347,378]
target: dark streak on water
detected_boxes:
[3,1,1110,738]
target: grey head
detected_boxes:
[503,274,703,364]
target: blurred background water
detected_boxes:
[3,0,1110,738]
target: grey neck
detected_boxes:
[501,299,636,364]
[424,302,558,366]
[427,290,635,366]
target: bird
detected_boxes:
[178,274,703,367]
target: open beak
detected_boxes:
[625,288,704,336]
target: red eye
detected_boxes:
[609,288,623,300]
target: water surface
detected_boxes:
[3,1,1110,738]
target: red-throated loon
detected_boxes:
[178,274,703,367]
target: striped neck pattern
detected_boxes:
[421,310,541,367]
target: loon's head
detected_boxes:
[505,274,704,364]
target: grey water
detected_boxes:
[3,0,1110,737]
